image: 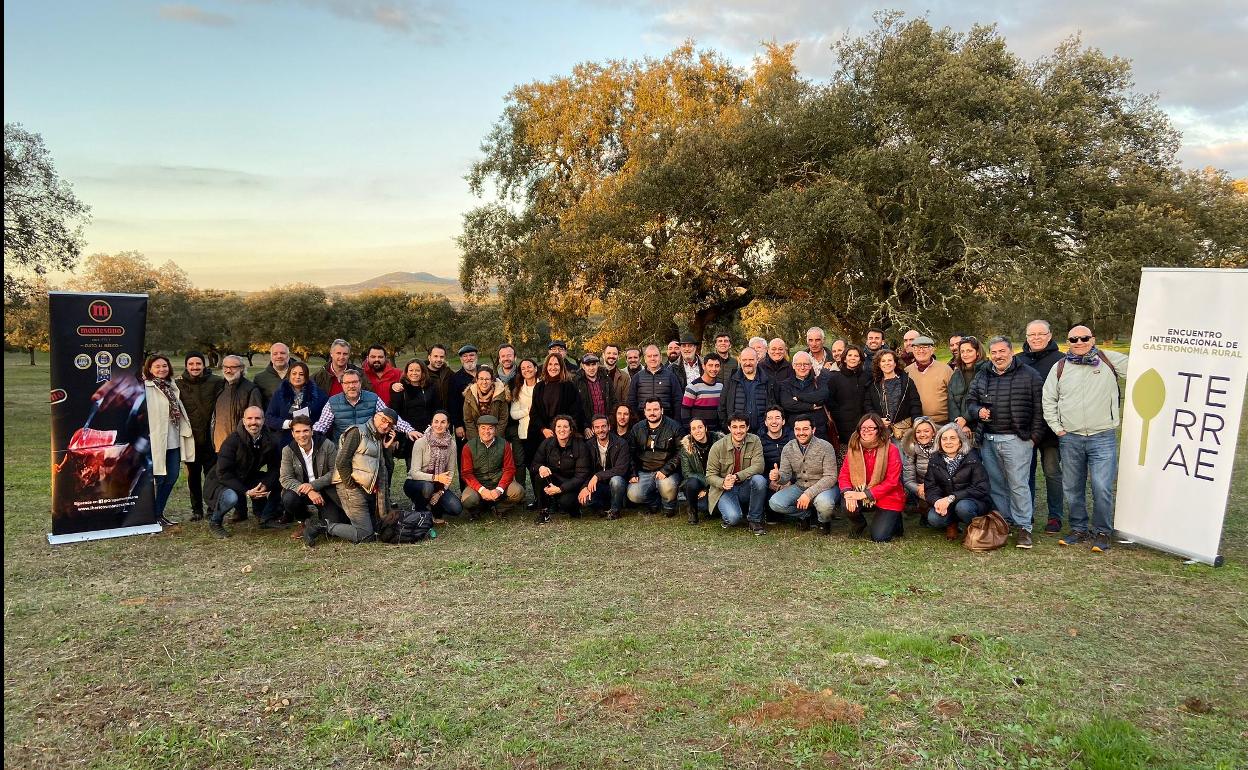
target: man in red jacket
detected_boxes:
[363,345,403,406]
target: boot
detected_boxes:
[820,520,832,536]
[687,504,699,524]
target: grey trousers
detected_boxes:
[330,483,376,543]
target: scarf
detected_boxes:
[1066,346,1104,366]
[290,386,305,410]
[847,433,889,491]
[152,377,184,425]
[943,453,965,477]
[424,430,453,477]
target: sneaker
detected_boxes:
[1091,533,1112,553]
[208,523,230,539]
[258,518,288,530]
[1015,530,1033,549]
[157,515,179,528]
[945,523,959,541]
[1044,517,1062,534]
[1059,530,1090,547]
[535,509,552,525]
[721,521,730,530]
[749,522,767,536]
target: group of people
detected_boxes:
[139,321,1127,552]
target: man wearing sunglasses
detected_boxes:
[1042,326,1129,553]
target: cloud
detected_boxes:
[243,0,461,42]
[157,3,236,27]
[77,163,271,189]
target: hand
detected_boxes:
[797,493,811,510]
[538,465,552,479]
[247,483,267,498]
[722,473,736,490]
[586,475,598,493]
[578,487,592,505]
[655,471,667,482]
[934,496,951,515]
[383,432,397,449]
[697,489,706,499]
[543,483,561,496]
[296,482,313,496]
[479,487,499,502]
[542,428,555,439]
[769,464,780,483]
[308,490,324,506]
[955,417,967,428]
[585,429,593,439]
[629,476,639,484]
[455,427,465,440]
[407,430,421,441]
[1056,430,1066,437]
[978,407,991,420]
[917,483,925,499]
[845,497,858,514]
[434,471,452,486]
[391,382,403,393]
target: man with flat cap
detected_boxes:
[575,353,615,438]
[903,335,953,424]
[461,413,525,515]
[447,344,479,441]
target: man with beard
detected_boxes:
[670,333,703,391]
[425,343,451,401]
[602,344,631,405]
[624,347,642,378]
[212,355,263,453]
[862,328,889,369]
[176,351,225,520]
[898,329,920,367]
[666,339,681,365]
[706,331,737,383]
[447,344,479,441]
[363,345,403,406]
[495,344,518,385]
[253,342,293,406]
[313,339,371,397]
[206,405,281,538]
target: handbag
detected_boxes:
[963,510,1009,552]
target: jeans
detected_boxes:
[587,476,627,513]
[1029,442,1064,523]
[927,498,983,528]
[212,484,279,525]
[682,476,709,514]
[403,479,464,517]
[768,485,841,523]
[1059,430,1119,535]
[153,448,180,516]
[627,471,680,512]
[330,484,377,543]
[716,474,768,526]
[980,433,1035,532]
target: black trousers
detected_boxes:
[183,458,211,514]
[281,488,345,523]
[845,503,904,542]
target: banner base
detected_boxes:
[48,523,162,545]
[1115,530,1223,566]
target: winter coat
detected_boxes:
[628,416,682,476]
[530,379,585,435]
[704,433,766,514]
[757,426,794,473]
[967,357,1045,444]
[211,377,264,452]
[777,373,830,437]
[864,372,923,435]
[264,379,329,446]
[531,436,591,493]
[279,435,337,493]
[204,424,280,509]
[575,372,617,428]
[628,366,682,417]
[838,442,905,512]
[826,367,871,443]
[462,382,511,441]
[679,432,724,480]
[363,363,403,406]
[253,364,291,407]
[719,368,776,432]
[923,449,992,509]
[586,433,631,483]
[898,422,938,497]
[1019,339,1066,445]
[144,379,195,475]
[670,358,703,392]
[175,368,225,457]
[947,361,989,429]
[312,363,372,398]
[1042,350,1129,436]
[760,355,794,383]
[391,380,440,434]
[446,368,476,430]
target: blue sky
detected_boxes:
[5,1,1245,289]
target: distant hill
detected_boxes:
[326,271,464,298]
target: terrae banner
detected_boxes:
[48,292,158,544]
[1115,268,1248,565]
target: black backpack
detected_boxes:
[380,508,434,544]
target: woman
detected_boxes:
[864,350,922,441]
[176,351,224,520]
[529,353,584,438]
[264,361,328,447]
[899,416,938,515]
[391,358,438,437]
[613,403,635,438]
[404,411,461,523]
[838,413,906,542]
[144,354,196,528]
[947,337,989,442]
[924,423,992,540]
[509,358,540,509]
[679,419,722,524]
[827,345,871,460]
[463,365,509,441]
[531,414,591,521]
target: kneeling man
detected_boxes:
[768,416,841,534]
[706,414,769,535]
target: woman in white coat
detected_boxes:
[144,354,196,527]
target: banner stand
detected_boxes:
[1113,537,1224,567]
[48,523,163,546]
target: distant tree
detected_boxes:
[3,277,50,365]
[70,251,193,354]
[242,284,335,361]
[3,123,90,302]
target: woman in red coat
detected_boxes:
[839,412,905,542]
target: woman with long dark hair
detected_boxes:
[264,360,328,447]
[826,344,871,461]
[509,357,541,508]
[144,354,196,527]
[529,352,584,437]
[947,337,989,440]
[391,358,438,435]
[864,350,922,441]
[838,413,905,542]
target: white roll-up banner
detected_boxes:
[1115,268,1248,565]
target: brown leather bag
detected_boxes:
[963,510,1009,552]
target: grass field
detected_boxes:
[3,351,1246,769]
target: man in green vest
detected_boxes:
[460,415,524,515]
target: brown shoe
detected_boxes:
[289,522,305,541]
[945,523,959,541]
[1016,529,1034,549]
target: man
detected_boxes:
[626,398,682,516]
[666,339,681,364]
[768,416,841,533]
[761,338,794,382]
[205,405,281,538]
[304,408,398,546]
[778,352,830,439]
[680,356,723,432]
[253,342,292,406]
[748,337,768,364]
[212,355,263,453]
[425,343,451,397]
[805,327,833,372]
[904,335,953,424]
[670,333,703,390]
[704,414,768,534]
[829,338,847,372]
[602,344,631,405]
[1043,325,1128,553]
[1019,319,1067,534]
[447,344,480,440]
[948,334,966,364]
[757,406,794,479]
[548,339,570,363]
[579,414,630,519]
[363,344,403,405]
[720,347,774,432]
[898,329,920,367]
[532,415,591,523]
[313,370,420,442]
[313,339,372,397]
[461,414,525,514]
[707,331,737,383]
[495,343,519,385]
[968,336,1046,549]
[463,365,509,441]
[177,351,225,520]
[862,328,887,369]
[575,354,615,437]
[624,347,643,378]
[278,415,342,539]
[628,344,681,417]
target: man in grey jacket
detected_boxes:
[1043,325,1128,553]
[768,416,841,533]
[279,415,342,537]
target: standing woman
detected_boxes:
[391,359,437,466]
[175,351,223,521]
[264,361,328,447]
[947,337,988,443]
[838,413,906,542]
[509,358,541,509]
[864,350,922,442]
[826,345,871,463]
[529,352,585,439]
[144,354,196,527]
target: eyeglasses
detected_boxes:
[1068,335,1093,343]
[860,426,879,433]
[223,365,242,371]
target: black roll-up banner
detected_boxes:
[48,292,157,543]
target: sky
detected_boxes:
[5,0,1246,290]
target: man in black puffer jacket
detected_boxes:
[967,335,1045,549]
[1017,320,1066,533]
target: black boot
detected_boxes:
[798,516,811,532]
[687,504,699,524]
[820,520,832,535]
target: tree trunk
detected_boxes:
[28,346,36,366]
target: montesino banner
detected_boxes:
[48,292,159,544]
[1116,268,1248,565]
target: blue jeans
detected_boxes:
[153,448,180,516]
[980,433,1035,532]
[768,485,841,523]
[1029,442,1064,523]
[927,498,983,528]
[403,479,463,517]
[587,475,627,513]
[627,471,680,512]
[1059,430,1118,535]
[715,474,767,526]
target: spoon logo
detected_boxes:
[1131,368,1166,466]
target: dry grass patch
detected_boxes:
[732,683,864,729]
